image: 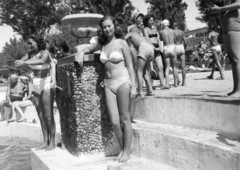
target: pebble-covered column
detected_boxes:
[56,58,120,156]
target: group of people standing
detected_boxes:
[1,0,240,163]
[0,36,69,151]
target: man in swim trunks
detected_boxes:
[0,74,25,121]
[173,22,187,86]
[125,27,156,99]
[207,26,225,80]
[159,19,178,87]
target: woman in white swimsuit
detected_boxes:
[15,35,56,151]
[76,16,136,163]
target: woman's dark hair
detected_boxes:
[27,34,46,51]
[97,16,123,45]
[49,39,70,54]
[143,14,155,27]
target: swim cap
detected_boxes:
[162,19,170,26]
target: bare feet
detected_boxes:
[146,91,155,96]
[119,151,130,163]
[36,142,48,150]
[45,143,56,151]
[114,151,123,161]
[216,77,224,80]
[207,75,213,79]
[135,94,144,102]
[160,85,171,90]
[17,117,26,122]
[227,92,240,98]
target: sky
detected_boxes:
[0,0,207,52]
[131,0,207,30]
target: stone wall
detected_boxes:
[56,61,120,156]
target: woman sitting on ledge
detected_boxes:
[76,16,137,163]
[11,74,34,122]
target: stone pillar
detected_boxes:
[56,54,120,156]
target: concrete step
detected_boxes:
[31,147,178,170]
[109,157,178,170]
[131,121,240,170]
[134,96,240,139]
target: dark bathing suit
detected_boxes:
[10,95,23,102]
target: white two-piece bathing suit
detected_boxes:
[29,51,51,95]
[100,46,131,94]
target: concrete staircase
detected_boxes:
[122,96,240,170]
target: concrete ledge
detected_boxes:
[108,157,178,170]
[0,122,61,144]
[31,147,115,170]
[131,122,240,170]
[134,96,240,139]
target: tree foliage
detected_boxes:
[0,37,29,69]
[195,0,228,28]
[0,0,63,39]
[0,0,135,40]
[145,0,188,31]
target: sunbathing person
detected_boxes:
[125,27,155,99]
[0,74,25,122]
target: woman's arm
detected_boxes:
[25,83,33,100]
[212,1,240,13]
[143,27,151,41]
[121,40,137,97]
[75,43,102,67]
[15,51,50,67]
[6,84,11,104]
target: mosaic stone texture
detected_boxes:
[56,61,120,156]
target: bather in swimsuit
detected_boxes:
[29,50,52,94]
[137,42,154,61]
[163,44,176,58]
[104,76,131,94]
[211,45,222,54]
[10,95,23,102]
[100,46,131,94]
[176,44,185,56]
[149,33,158,38]
[100,46,125,64]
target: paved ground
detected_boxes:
[151,70,236,100]
[0,70,236,102]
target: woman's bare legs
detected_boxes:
[164,57,171,87]
[154,55,168,89]
[12,100,33,121]
[105,82,132,163]
[212,50,224,79]
[227,31,240,98]
[116,83,132,162]
[42,86,55,151]
[105,88,123,161]
[34,93,48,150]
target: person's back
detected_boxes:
[159,25,175,46]
[125,32,152,50]
[174,29,185,45]
[209,30,219,46]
